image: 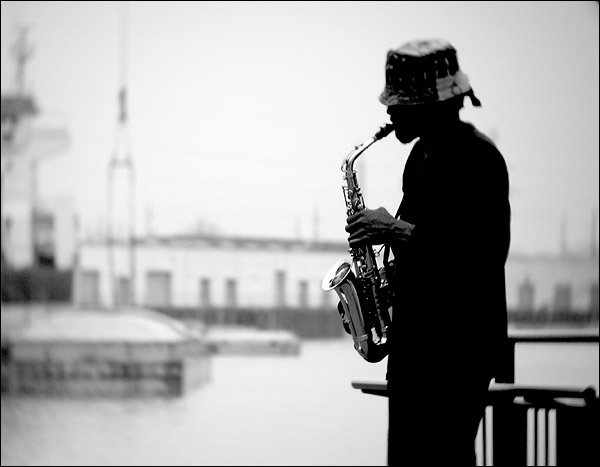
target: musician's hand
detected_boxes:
[345,207,415,247]
[345,207,396,246]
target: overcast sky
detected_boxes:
[1,1,598,256]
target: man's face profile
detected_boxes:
[387,105,423,144]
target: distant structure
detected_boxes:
[107,2,136,309]
[72,233,599,334]
[1,25,72,271]
[3,307,211,397]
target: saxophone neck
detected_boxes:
[341,123,393,216]
[341,123,394,172]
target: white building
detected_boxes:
[74,236,346,310]
[73,234,599,316]
[506,253,599,314]
[1,27,72,272]
[1,94,72,271]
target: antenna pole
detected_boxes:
[107,1,136,309]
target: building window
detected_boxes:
[517,276,535,312]
[145,271,172,307]
[117,276,133,306]
[553,283,571,313]
[275,270,286,307]
[80,270,100,306]
[225,278,237,308]
[298,280,309,308]
[33,211,55,267]
[200,278,211,307]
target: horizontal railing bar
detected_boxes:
[508,334,599,344]
[351,381,599,405]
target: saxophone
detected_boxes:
[321,123,395,363]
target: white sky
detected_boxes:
[1,1,598,255]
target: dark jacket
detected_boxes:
[388,121,511,382]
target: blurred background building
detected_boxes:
[71,232,599,332]
[1,25,74,302]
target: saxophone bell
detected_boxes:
[321,260,352,291]
[322,260,389,363]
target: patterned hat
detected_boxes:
[379,38,481,107]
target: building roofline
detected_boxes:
[80,234,598,262]
[81,234,349,253]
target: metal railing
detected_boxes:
[480,385,598,466]
[352,330,599,466]
[352,381,598,466]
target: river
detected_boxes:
[1,331,598,466]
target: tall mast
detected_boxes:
[107,1,136,309]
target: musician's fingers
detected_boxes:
[346,212,363,223]
[348,232,367,246]
[346,215,368,232]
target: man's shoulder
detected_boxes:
[460,123,505,160]
[459,123,508,177]
[461,122,497,150]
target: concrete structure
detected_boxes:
[73,235,599,316]
[1,103,73,270]
[74,236,346,310]
[1,27,72,271]
[1,306,211,397]
[506,254,599,314]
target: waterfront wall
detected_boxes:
[0,307,213,397]
[154,304,598,336]
[2,339,211,397]
[154,306,346,339]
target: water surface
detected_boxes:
[2,334,598,466]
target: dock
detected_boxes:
[1,306,211,397]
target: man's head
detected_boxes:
[379,38,480,143]
[386,95,465,143]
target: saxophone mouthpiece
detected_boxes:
[375,123,394,140]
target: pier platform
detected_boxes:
[1,305,211,397]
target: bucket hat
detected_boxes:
[379,38,481,107]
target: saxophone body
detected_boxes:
[322,124,395,363]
